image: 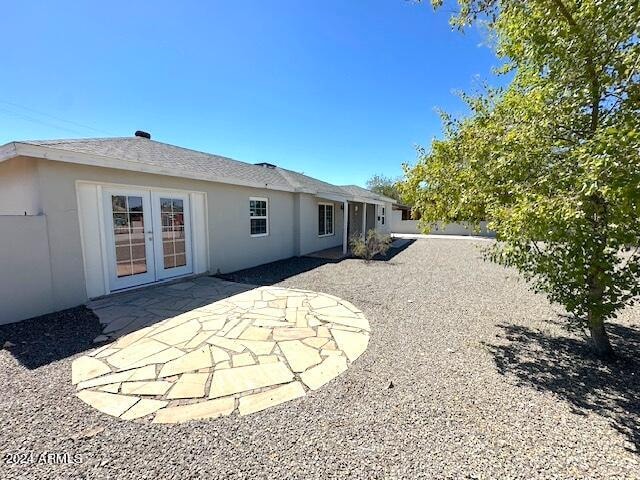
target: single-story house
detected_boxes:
[0,132,394,324]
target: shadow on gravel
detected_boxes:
[372,239,415,261]
[216,256,340,285]
[216,240,415,285]
[0,306,102,369]
[486,321,640,453]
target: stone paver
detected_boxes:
[72,356,112,384]
[300,355,348,390]
[158,346,212,377]
[75,284,370,423]
[209,362,294,398]
[76,390,139,417]
[330,329,370,362]
[121,399,168,420]
[152,397,235,424]
[121,381,173,396]
[238,381,306,416]
[278,340,322,373]
[167,373,209,399]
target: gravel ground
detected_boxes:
[1,239,639,479]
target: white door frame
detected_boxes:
[103,187,157,291]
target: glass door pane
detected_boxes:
[112,195,148,277]
[160,197,186,269]
[105,189,156,291]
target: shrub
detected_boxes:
[350,229,392,261]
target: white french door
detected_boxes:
[103,188,193,291]
[151,192,193,281]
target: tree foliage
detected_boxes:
[402,0,640,357]
[366,174,403,202]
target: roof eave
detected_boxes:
[0,142,18,162]
[11,142,296,193]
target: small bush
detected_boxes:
[350,229,392,261]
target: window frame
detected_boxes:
[318,202,335,237]
[249,196,269,237]
[379,205,386,225]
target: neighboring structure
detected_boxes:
[0,133,394,324]
[391,203,494,236]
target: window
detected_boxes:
[249,197,268,236]
[379,205,386,225]
[318,202,334,236]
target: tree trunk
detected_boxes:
[587,311,614,359]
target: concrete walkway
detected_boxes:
[74,279,370,423]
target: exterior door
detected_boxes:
[104,189,156,290]
[103,188,193,291]
[152,192,193,280]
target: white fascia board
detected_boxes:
[0,142,17,162]
[353,195,385,206]
[12,143,296,193]
[314,192,350,203]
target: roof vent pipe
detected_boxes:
[135,130,151,139]
[254,162,276,169]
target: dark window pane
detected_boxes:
[112,195,126,212]
[161,198,173,212]
[318,205,325,235]
[113,213,128,228]
[131,244,146,259]
[132,259,147,274]
[163,241,174,256]
[116,246,131,262]
[129,212,144,228]
[174,240,186,254]
[251,218,267,235]
[175,253,186,267]
[130,228,145,243]
[117,262,133,277]
[164,255,175,269]
[128,196,143,212]
[172,199,184,212]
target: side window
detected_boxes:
[249,197,268,236]
[318,203,334,236]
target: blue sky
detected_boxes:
[1,0,501,186]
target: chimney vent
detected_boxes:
[135,130,151,139]
[255,162,276,169]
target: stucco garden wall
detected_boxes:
[0,215,55,324]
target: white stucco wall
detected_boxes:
[0,215,55,324]
[297,194,344,256]
[390,210,494,236]
[0,157,41,215]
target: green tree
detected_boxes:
[402,0,640,357]
[366,174,403,202]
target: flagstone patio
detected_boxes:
[73,282,370,423]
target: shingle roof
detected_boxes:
[338,184,397,204]
[6,136,390,202]
[21,137,293,190]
